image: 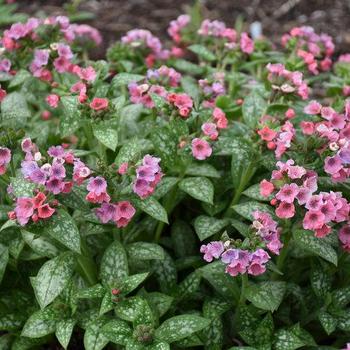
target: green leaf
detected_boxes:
[31,252,75,309]
[175,271,201,301]
[0,313,25,331]
[10,175,35,198]
[46,209,81,253]
[134,196,168,223]
[21,307,59,338]
[148,342,170,350]
[318,310,337,335]
[21,230,59,258]
[60,96,81,137]
[115,139,143,166]
[153,177,179,200]
[76,284,106,299]
[9,69,31,88]
[194,215,229,241]
[99,292,114,316]
[102,319,132,346]
[293,229,338,265]
[243,183,272,201]
[185,163,220,178]
[245,281,286,312]
[114,297,148,322]
[112,72,144,86]
[92,121,118,151]
[121,272,149,294]
[127,242,164,260]
[1,92,30,128]
[242,89,267,128]
[145,292,174,318]
[84,317,109,350]
[273,324,315,350]
[0,243,8,284]
[188,44,216,61]
[181,76,200,108]
[55,319,75,349]
[100,241,128,286]
[155,315,210,343]
[173,59,204,75]
[179,177,214,204]
[310,263,332,298]
[233,201,274,220]
[152,251,177,293]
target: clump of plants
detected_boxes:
[0,5,350,350]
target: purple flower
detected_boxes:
[48,146,65,159]
[87,176,107,195]
[95,203,117,224]
[46,177,64,194]
[200,241,224,262]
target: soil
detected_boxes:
[17,0,350,59]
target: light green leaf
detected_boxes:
[194,215,229,241]
[155,315,210,343]
[99,292,114,316]
[92,121,118,151]
[134,196,168,223]
[245,281,286,312]
[114,297,147,322]
[9,70,31,88]
[60,96,81,137]
[76,284,105,299]
[100,241,128,286]
[21,307,59,338]
[188,44,216,61]
[145,292,174,318]
[46,209,81,253]
[127,242,164,260]
[243,183,272,201]
[293,229,338,265]
[21,230,59,258]
[1,92,30,128]
[121,273,149,294]
[242,89,267,128]
[102,319,132,346]
[153,177,179,200]
[56,319,75,349]
[31,252,75,309]
[185,163,220,178]
[179,177,214,204]
[115,139,143,166]
[84,317,109,350]
[112,72,144,86]
[233,201,274,220]
[10,175,35,198]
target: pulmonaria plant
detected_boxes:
[1,4,350,350]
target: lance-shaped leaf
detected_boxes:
[60,96,81,137]
[92,121,118,151]
[102,319,132,346]
[133,196,168,224]
[30,252,75,309]
[112,73,144,87]
[194,215,229,241]
[1,91,30,128]
[127,242,165,260]
[242,88,267,128]
[56,319,75,349]
[83,317,109,350]
[179,177,214,204]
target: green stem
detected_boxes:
[239,274,248,305]
[76,240,98,286]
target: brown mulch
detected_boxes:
[17,0,350,59]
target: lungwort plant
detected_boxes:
[0,5,350,350]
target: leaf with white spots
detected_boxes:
[45,209,81,253]
[30,252,75,309]
[112,72,144,87]
[99,292,114,316]
[1,92,30,128]
[152,251,177,293]
[83,317,109,350]
[273,324,315,350]
[144,292,174,318]
[114,297,147,322]
[10,175,35,198]
[102,319,132,346]
[233,201,274,221]
[0,243,8,284]
[76,284,105,299]
[120,272,149,295]
[92,121,118,151]
[188,44,216,61]
[293,229,338,266]
[243,183,273,201]
[194,215,229,241]
[127,242,165,260]
[155,315,210,343]
[21,230,59,258]
[245,281,286,312]
[55,319,75,349]
[133,196,168,223]
[318,310,337,335]
[242,89,267,128]
[21,306,60,338]
[60,96,81,137]
[153,177,179,200]
[148,342,170,350]
[115,138,143,167]
[100,241,128,287]
[179,177,214,204]
[185,163,220,178]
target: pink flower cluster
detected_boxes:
[192,107,228,160]
[200,241,271,277]
[167,14,190,44]
[281,26,334,74]
[128,82,167,108]
[197,20,254,54]
[199,72,226,99]
[147,65,182,87]
[258,118,296,159]
[266,63,309,100]
[304,100,350,182]
[0,147,11,175]
[133,155,163,199]
[167,92,193,118]
[95,201,136,228]
[10,192,55,226]
[261,160,350,238]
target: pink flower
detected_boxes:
[275,202,295,218]
[95,203,117,224]
[324,156,343,175]
[191,138,212,160]
[202,122,218,140]
[212,108,228,129]
[37,204,55,219]
[90,97,109,111]
[46,94,60,108]
[339,225,350,252]
[260,179,274,197]
[303,210,326,230]
[285,108,296,119]
[118,162,128,175]
[240,32,254,54]
[87,176,107,195]
[222,249,250,277]
[248,249,270,275]
[0,147,11,174]
[46,177,65,194]
[276,183,299,203]
[73,66,96,82]
[200,241,224,262]
[115,201,136,227]
[258,126,277,141]
[300,121,315,135]
[15,197,34,226]
[304,100,322,115]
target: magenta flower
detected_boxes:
[46,177,65,194]
[276,183,299,203]
[87,176,107,196]
[303,210,326,230]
